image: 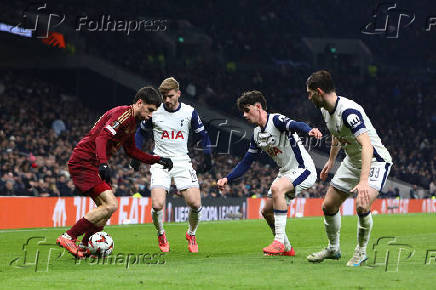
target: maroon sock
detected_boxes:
[82,226,104,246]
[66,218,96,239]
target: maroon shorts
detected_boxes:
[68,156,111,199]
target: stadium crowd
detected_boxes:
[0,73,330,198]
[1,72,434,198]
[1,1,435,197]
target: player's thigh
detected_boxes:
[270,176,294,197]
[355,187,379,213]
[172,161,199,192]
[96,189,118,210]
[150,163,171,191]
[180,187,201,209]
[151,187,167,209]
[323,185,348,214]
[284,168,317,199]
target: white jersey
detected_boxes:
[321,96,392,167]
[140,103,205,160]
[250,113,316,173]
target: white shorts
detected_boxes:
[267,168,317,204]
[331,161,392,195]
[150,159,199,191]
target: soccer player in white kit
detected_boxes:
[133,77,212,253]
[305,70,393,266]
[217,90,322,255]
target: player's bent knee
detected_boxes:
[187,201,201,209]
[322,204,339,216]
[151,202,164,211]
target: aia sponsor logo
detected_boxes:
[161,130,184,139]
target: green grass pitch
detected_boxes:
[1,214,435,289]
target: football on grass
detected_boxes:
[88,231,114,256]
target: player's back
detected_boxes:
[252,113,316,173]
[73,105,133,164]
[321,96,392,166]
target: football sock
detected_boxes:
[187,207,202,235]
[273,209,288,244]
[66,217,95,239]
[152,208,165,235]
[324,210,341,251]
[82,226,104,246]
[284,235,292,251]
[357,211,373,253]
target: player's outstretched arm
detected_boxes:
[272,115,322,139]
[217,151,257,190]
[123,134,160,164]
[320,136,341,181]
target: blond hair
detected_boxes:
[159,77,179,94]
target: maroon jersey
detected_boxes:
[71,105,159,167]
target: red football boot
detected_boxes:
[263,240,285,255]
[186,233,198,253]
[283,247,296,256]
[56,234,84,259]
[158,232,170,252]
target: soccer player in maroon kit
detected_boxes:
[56,86,173,258]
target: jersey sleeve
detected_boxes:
[191,110,212,155]
[272,114,311,134]
[341,108,368,137]
[248,135,260,154]
[190,110,205,133]
[226,151,258,183]
[140,119,152,130]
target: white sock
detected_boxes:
[284,235,292,251]
[187,207,202,235]
[324,211,341,250]
[152,208,164,235]
[273,210,287,244]
[357,212,373,254]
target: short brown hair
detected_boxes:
[159,77,179,95]
[237,90,267,111]
[133,86,162,107]
[306,70,336,93]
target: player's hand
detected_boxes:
[98,163,112,184]
[197,154,212,173]
[217,178,228,191]
[352,181,371,210]
[129,159,140,172]
[308,128,323,139]
[158,157,173,171]
[320,159,333,181]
